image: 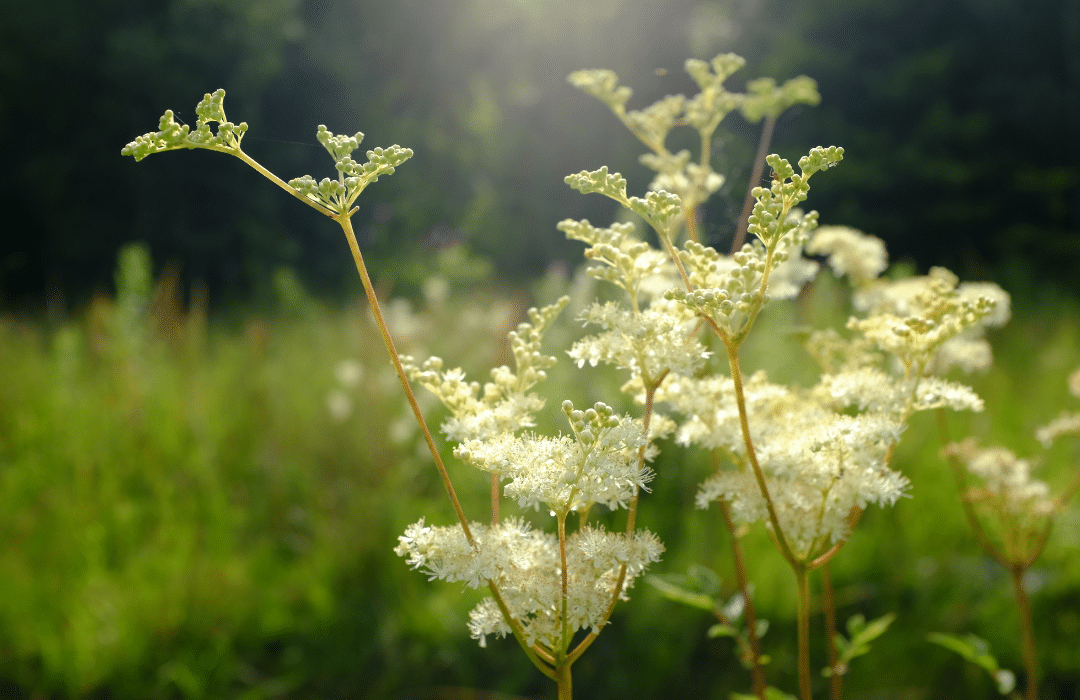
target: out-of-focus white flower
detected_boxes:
[943,441,1056,520]
[326,390,352,422]
[335,359,365,388]
[1036,412,1080,448]
[807,225,888,286]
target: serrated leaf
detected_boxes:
[646,574,716,611]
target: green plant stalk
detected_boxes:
[724,340,798,566]
[720,497,768,700]
[821,562,842,700]
[732,114,777,254]
[1010,565,1039,700]
[796,564,813,700]
[568,379,660,665]
[338,213,559,681]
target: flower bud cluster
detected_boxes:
[567,69,633,112]
[667,232,816,338]
[684,53,745,134]
[121,89,249,161]
[848,267,1003,375]
[740,75,821,123]
[557,219,671,303]
[747,149,842,246]
[288,130,413,212]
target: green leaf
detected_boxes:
[708,623,738,639]
[646,574,716,611]
[928,632,1017,695]
[845,612,895,659]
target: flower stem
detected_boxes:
[796,564,813,700]
[557,660,573,700]
[732,114,777,254]
[821,563,842,700]
[337,215,475,545]
[720,498,768,699]
[725,341,797,565]
[1010,566,1039,700]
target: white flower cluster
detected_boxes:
[455,408,654,514]
[657,370,913,557]
[943,440,1056,521]
[395,518,663,649]
[403,297,569,441]
[848,267,1007,375]
[569,302,709,383]
[806,225,888,286]
[1035,366,1080,447]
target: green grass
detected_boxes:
[0,258,1077,699]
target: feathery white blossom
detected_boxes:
[394,518,663,649]
[456,412,653,513]
[569,302,709,382]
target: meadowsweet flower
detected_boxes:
[806,225,887,286]
[943,440,1056,521]
[848,267,1001,375]
[569,302,709,383]
[455,411,652,513]
[696,408,909,557]
[816,368,984,415]
[335,359,365,387]
[403,298,568,441]
[1035,413,1080,448]
[394,518,662,649]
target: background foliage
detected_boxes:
[1,0,1077,309]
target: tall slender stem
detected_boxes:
[1010,566,1039,700]
[557,660,573,700]
[337,216,475,544]
[732,114,777,254]
[821,563,842,700]
[720,498,768,699]
[725,341,797,565]
[796,565,813,700]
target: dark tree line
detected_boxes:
[1,0,1076,311]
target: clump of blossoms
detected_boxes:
[397,298,664,692]
[565,54,1013,700]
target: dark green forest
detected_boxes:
[2,0,1077,310]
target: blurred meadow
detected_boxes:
[1,243,1078,698]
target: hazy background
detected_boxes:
[2,0,1077,311]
